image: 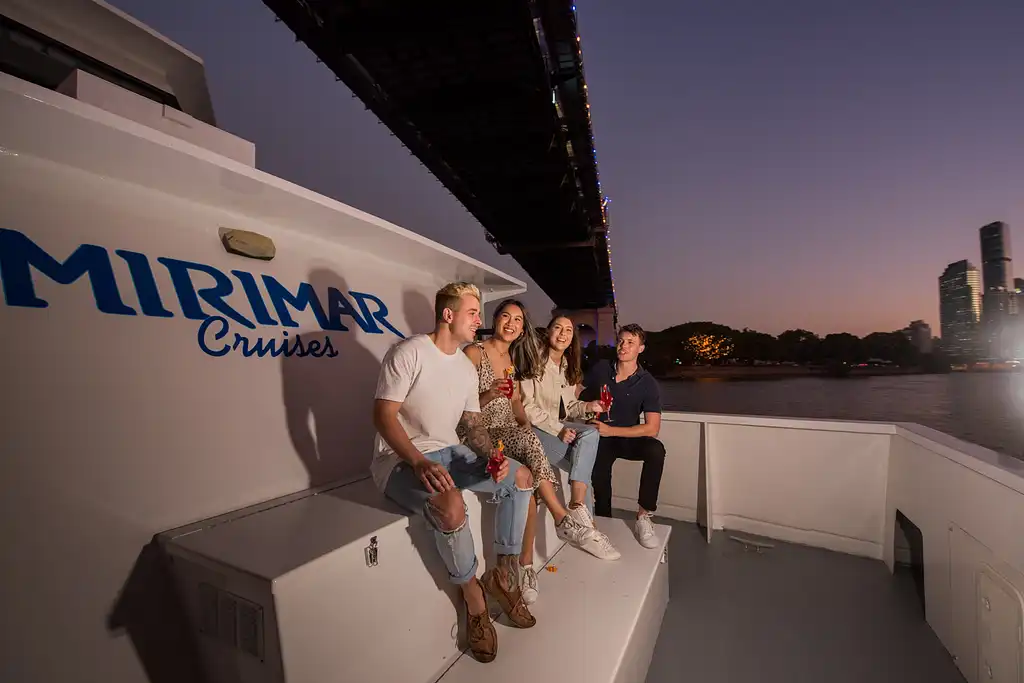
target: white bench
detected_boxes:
[437,518,671,683]
[161,473,671,683]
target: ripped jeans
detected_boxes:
[532,422,600,515]
[384,444,532,584]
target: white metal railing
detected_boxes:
[609,411,1024,683]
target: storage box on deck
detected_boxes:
[160,475,569,683]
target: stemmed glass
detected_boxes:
[600,384,613,424]
[501,367,515,399]
[486,439,507,501]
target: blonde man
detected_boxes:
[371,282,536,663]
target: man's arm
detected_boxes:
[610,374,663,437]
[459,410,494,459]
[373,399,427,467]
[600,411,661,438]
[595,374,662,438]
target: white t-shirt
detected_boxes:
[370,334,480,490]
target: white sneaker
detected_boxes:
[566,503,597,529]
[634,513,658,549]
[567,505,621,560]
[557,515,620,560]
[519,564,539,605]
[587,531,622,560]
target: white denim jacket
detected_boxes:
[519,357,592,437]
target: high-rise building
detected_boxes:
[902,320,933,354]
[978,222,1019,356]
[980,221,1015,322]
[980,221,1012,292]
[938,260,982,358]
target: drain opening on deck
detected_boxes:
[729,535,775,553]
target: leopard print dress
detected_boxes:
[468,344,558,491]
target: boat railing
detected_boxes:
[606,410,1024,682]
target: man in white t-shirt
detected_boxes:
[371,282,536,664]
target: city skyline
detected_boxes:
[938,220,1024,359]
[108,0,1024,336]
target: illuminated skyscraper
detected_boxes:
[980,221,1014,321]
[938,260,982,357]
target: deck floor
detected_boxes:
[642,518,966,683]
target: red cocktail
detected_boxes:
[486,439,506,481]
[501,366,515,399]
[600,384,613,423]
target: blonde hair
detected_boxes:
[434,282,481,322]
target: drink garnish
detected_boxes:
[486,439,506,478]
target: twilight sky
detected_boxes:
[111,0,1024,337]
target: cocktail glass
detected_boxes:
[600,383,613,423]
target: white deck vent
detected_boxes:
[198,582,266,661]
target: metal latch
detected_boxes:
[365,536,378,567]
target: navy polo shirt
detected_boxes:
[582,359,662,428]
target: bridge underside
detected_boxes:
[553,305,617,347]
[262,0,615,312]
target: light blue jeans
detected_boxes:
[384,444,532,584]
[532,422,600,514]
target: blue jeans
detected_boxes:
[384,444,532,584]
[532,422,599,514]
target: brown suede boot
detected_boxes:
[467,609,497,663]
[481,559,536,628]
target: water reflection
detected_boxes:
[661,373,1024,460]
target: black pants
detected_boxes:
[592,436,666,517]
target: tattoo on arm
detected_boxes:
[460,411,492,459]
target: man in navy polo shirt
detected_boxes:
[582,323,666,549]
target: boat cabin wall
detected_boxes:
[0,152,446,682]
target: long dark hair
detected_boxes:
[491,299,544,380]
[543,315,583,386]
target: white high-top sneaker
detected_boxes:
[634,512,658,549]
[567,504,621,560]
[519,564,539,605]
[557,514,620,560]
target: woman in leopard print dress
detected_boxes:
[470,344,556,487]
[462,300,606,603]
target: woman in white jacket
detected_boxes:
[520,316,621,577]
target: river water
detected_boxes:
[659,373,1024,459]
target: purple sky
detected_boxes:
[112,0,1024,337]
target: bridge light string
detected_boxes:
[573,4,616,310]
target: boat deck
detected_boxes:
[644,517,966,683]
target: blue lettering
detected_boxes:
[116,250,174,318]
[262,275,335,330]
[326,287,369,332]
[288,334,309,357]
[350,290,405,338]
[159,258,254,329]
[1,231,401,352]
[232,333,287,358]
[198,318,337,359]
[197,316,231,356]
[0,229,135,315]
[322,337,339,357]
[231,270,279,326]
